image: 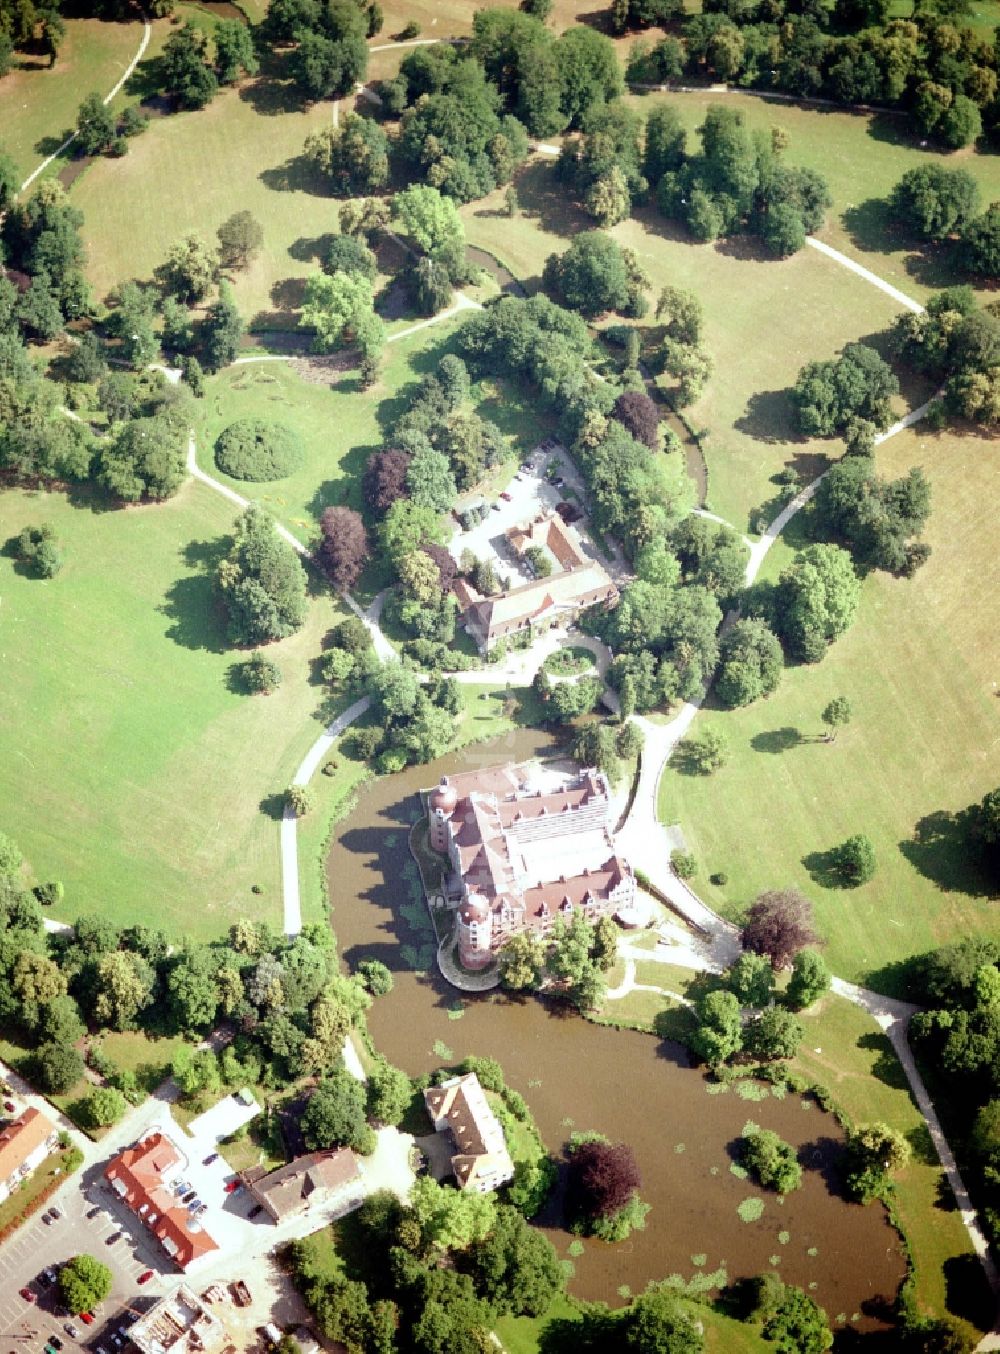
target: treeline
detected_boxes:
[0,827,397,1116]
[887,165,999,283]
[628,0,1000,149]
[910,928,1000,1255]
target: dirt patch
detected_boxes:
[291,349,359,386]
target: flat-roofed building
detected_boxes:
[130,1284,237,1354]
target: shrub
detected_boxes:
[16,524,64,578]
[215,419,303,482]
[741,1126,802,1193]
[241,651,281,695]
[399,19,421,38]
[672,851,697,880]
[285,785,315,817]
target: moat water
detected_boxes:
[327,727,905,1326]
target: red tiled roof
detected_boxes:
[0,1107,55,1182]
[104,1133,218,1270]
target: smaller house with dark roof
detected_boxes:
[241,1148,362,1224]
[424,1073,514,1194]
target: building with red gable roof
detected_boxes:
[104,1132,219,1271]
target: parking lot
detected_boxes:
[0,1092,264,1353]
[448,441,600,585]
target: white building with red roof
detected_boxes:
[427,761,635,970]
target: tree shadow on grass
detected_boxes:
[237,67,304,118]
[842,199,897,258]
[159,573,229,653]
[512,158,591,241]
[750,727,803,754]
[943,1253,996,1332]
[259,791,287,822]
[898,809,995,899]
[735,388,802,445]
[259,155,326,195]
[33,129,72,157]
[181,535,229,571]
[713,234,775,263]
[855,1031,911,1096]
[802,845,857,890]
[289,233,337,265]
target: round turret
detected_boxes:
[430,776,458,815]
[460,892,490,924]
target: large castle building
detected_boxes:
[426,761,636,970]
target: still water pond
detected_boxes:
[327,728,905,1325]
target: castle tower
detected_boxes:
[458,891,493,970]
[428,776,458,854]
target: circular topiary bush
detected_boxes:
[215,419,302,481]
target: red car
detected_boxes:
[137,1270,153,1286]
[19,1288,35,1303]
[224,1179,241,1194]
[79,1313,95,1326]
[500,491,512,501]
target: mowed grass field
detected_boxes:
[71,75,343,320]
[624,90,1000,306]
[0,479,344,941]
[462,162,906,530]
[661,418,1000,990]
[0,17,145,182]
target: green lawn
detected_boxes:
[97,1029,190,1090]
[0,17,145,183]
[71,78,336,318]
[792,996,983,1335]
[0,479,343,940]
[192,334,546,548]
[624,90,1000,309]
[662,420,1000,990]
[463,159,908,532]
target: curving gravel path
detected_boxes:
[18,15,152,195]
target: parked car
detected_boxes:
[79,1313,95,1326]
[40,1268,57,1287]
[500,491,512,501]
[187,1198,203,1212]
[49,1337,64,1351]
[105,1231,122,1245]
[248,1204,264,1219]
[203,1153,218,1165]
[224,1179,241,1194]
[19,1288,35,1303]
[110,1333,125,1349]
[86,1205,103,1219]
[181,1191,196,1204]
[63,1325,78,1339]
[3,1099,15,1112]
[44,1343,58,1354]
[48,1205,62,1220]
[137,1270,153,1286]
